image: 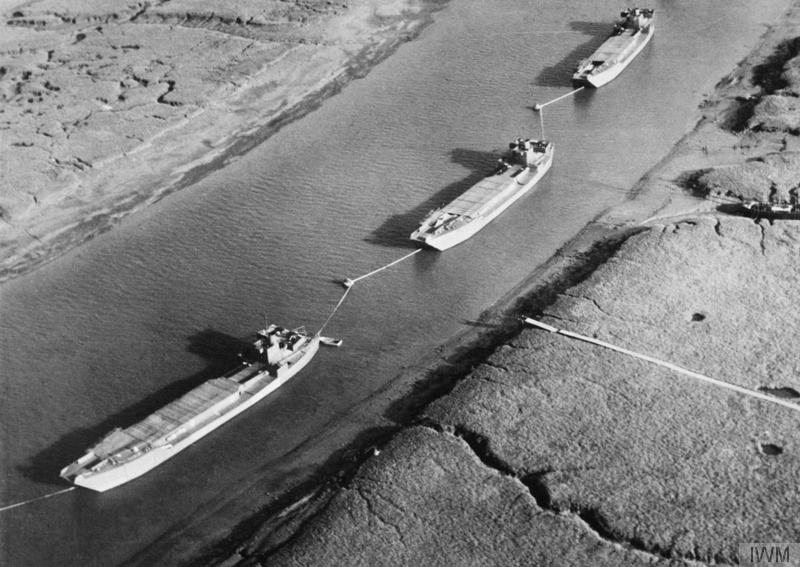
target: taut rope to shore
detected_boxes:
[523,317,800,414]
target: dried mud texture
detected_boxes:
[750,94,800,134]
[0,0,434,279]
[2,22,286,189]
[425,217,800,564]
[654,14,800,208]
[748,37,800,133]
[691,151,800,202]
[1,0,333,201]
[265,426,674,567]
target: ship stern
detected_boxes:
[409,226,437,249]
[571,73,593,89]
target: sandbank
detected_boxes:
[0,0,442,281]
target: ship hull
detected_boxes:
[573,24,654,88]
[68,337,320,492]
[411,150,553,251]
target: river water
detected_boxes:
[0,1,789,565]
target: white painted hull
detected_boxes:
[411,151,553,251]
[574,24,654,88]
[70,338,320,492]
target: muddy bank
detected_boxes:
[0,0,443,281]
[263,214,800,567]
[196,5,800,567]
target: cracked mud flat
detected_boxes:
[205,5,800,567]
[0,0,439,280]
[268,427,680,567]
[256,217,799,567]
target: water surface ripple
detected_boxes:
[0,1,789,565]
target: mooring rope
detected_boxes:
[318,248,423,336]
[534,86,585,111]
[538,107,546,139]
[340,248,422,289]
[533,86,585,139]
[316,286,352,337]
[0,486,76,513]
[523,317,800,414]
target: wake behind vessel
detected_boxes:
[61,323,336,492]
[573,8,654,88]
[410,138,553,251]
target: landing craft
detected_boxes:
[410,138,554,250]
[573,8,655,88]
[61,323,339,491]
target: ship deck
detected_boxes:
[442,171,517,218]
[92,377,244,458]
[589,29,640,64]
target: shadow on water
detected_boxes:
[366,147,506,248]
[19,329,249,486]
[571,85,596,111]
[411,244,441,272]
[534,20,610,88]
